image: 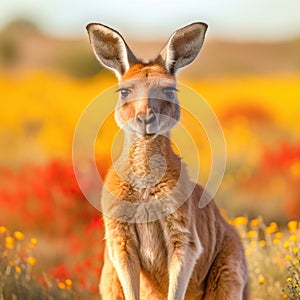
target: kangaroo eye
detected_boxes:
[163,88,177,99]
[118,89,130,100]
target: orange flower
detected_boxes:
[14,231,25,241]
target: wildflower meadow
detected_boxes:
[0,70,299,299]
[0,20,300,300]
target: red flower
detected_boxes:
[49,263,70,281]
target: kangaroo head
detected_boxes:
[86,22,207,136]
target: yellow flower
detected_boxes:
[282,295,288,300]
[290,235,298,242]
[259,240,266,247]
[250,241,257,248]
[258,276,265,285]
[27,257,37,265]
[5,236,14,243]
[5,243,14,249]
[250,219,259,227]
[293,247,299,254]
[233,216,248,225]
[283,241,290,248]
[265,222,278,233]
[15,266,22,273]
[30,238,38,245]
[285,254,292,261]
[14,231,25,241]
[65,279,72,287]
[265,227,274,234]
[245,249,252,256]
[288,220,298,233]
[5,236,15,249]
[270,221,278,229]
[0,226,8,234]
[275,232,283,239]
[247,231,257,239]
[273,239,280,245]
[28,237,38,249]
[58,282,66,289]
[287,277,292,282]
[9,261,15,267]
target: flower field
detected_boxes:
[0,70,300,299]
[229,216,300,299]
[0,160,103,299]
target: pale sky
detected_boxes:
[1,0,300,41]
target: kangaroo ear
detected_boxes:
[86,23,137,79]
[158,22,208,74]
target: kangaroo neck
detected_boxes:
[117,132,181,185]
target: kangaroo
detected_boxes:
[86,22,248,300]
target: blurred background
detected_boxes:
[0,0,300,299]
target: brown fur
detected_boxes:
[121,64,174,80]
[86,22,248,300]
[99,65,248,300]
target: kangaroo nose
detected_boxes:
[136,113,156,125]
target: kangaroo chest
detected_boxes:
[135,222,168,273]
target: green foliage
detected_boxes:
[54,47,104,78]
[0,36,19,66]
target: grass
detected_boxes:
[1,218,300,299]
[0,227,76,300]
[228,216,300,299]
